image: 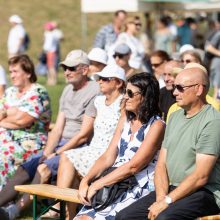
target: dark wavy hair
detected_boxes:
[8,54,37,83]
[126,72,161,124]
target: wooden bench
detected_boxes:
[15,184,82,220]
[197,215,220,220]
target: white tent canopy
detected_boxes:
[81,0,220,13]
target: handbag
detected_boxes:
[91,167,138,211]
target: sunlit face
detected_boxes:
[97,76,122,95]
[150,56,165,76]
[173,73,199,109]
[88,61,105,77]
[181,54,199,66]
[9,64,31,88]
[62,65,85,84]
[163,64,176,90]
[114,54,130,68]
[124,82,142,114]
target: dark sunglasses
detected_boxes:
[151,61,163,68]
[97,76,115,82]
[113,53,127,59]
[135,23,142,27]
[125,89,141,98]
[62,65,78,72]
[173,83,199,92]
[181,59,193,64]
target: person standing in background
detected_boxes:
[93,10,127,53]
[7,15,26,58]
[0,65,7,98]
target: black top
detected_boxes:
[159,87,176,121]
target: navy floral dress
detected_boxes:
[76,116,161,220]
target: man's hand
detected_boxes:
[148,200,168,220]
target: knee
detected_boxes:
[37,164,51,182]
[59,153,71,166]
[156,212,170,220]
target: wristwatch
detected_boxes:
[165,195,172,205]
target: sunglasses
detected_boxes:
[62,65,78,72]
[181,59,193,64]
[173,83,199,92]
[125,89,141,98]
[135,23,142,27]
[113,53,127,59]
[97,76,115,82]
[151,61,164,68]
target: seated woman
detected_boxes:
[55,64,126,219]
[0,54,51,190]
[75,72,165,219]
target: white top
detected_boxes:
[43,31,58,52]
[7,24,26,54]
[0,66,7,86]
[89,94,122,149]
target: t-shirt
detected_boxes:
[59,81,100,140]
[7,24,26,54]
[163,105,220,207]
[159,87,176,121]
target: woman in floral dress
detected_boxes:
[75,72,165,220]
[0,54,51,190]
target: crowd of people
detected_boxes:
[0,10,220,220]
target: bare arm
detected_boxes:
[43,111,66,156]
[168,153,217,202]
[55,114,95,154]
[81,119,165,204]
[0,107,36,129]
[154,147,169,202]
[0,85,5,98]
[206,44,220,57]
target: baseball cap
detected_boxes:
[94,64,126,82]
[60,50,89,67]
[179,44,194,54]
[9,15,23,24]
[114,43,131,55]
[88,48,107,65]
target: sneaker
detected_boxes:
[0,207,9,220]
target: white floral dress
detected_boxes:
[76,116,161,219]
[0,83,51,190]
[65,95,122,177]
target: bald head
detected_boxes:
[177,67,210,94]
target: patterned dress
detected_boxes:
[76,116,161,219]
[0,83,51,190]
[65,95,122,177]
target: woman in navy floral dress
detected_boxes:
[75,72,165,220]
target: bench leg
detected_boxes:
[33,195,38,220]
[60,200,66,220]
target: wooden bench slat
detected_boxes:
[15,184,81,204]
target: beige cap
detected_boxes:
[60,50,89,67]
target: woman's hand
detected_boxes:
[0,109,7,121]
[78,180,90,206]
[87,181,103,204]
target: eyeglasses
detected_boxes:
[173,83,199,92]
[97,76,115,82]
[62,65,78,72]
[113,53,127,59]
[151,61,164,68]
[125,89,141,98]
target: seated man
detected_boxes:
[0,49,100,220]
[116,65,220,220]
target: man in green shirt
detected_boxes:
[116,65,220,220]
